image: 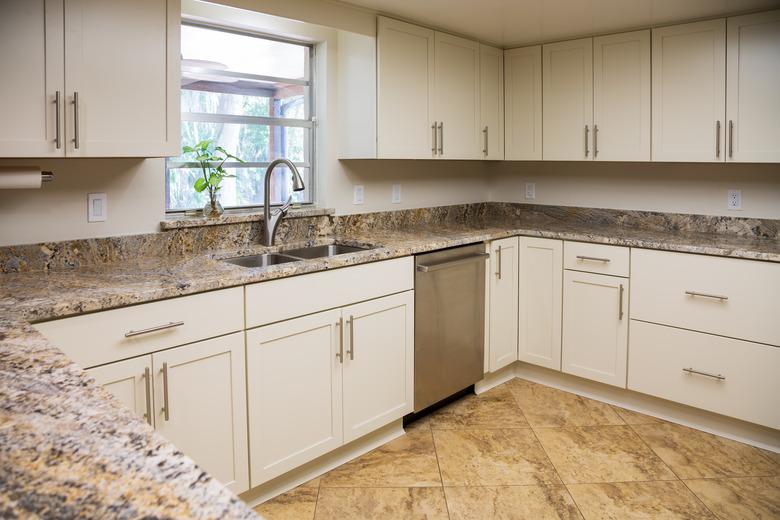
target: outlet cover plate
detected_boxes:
[353,185,364,205]
[392,184,401,204]
[525,182,536,200]
[727,189,742,210]
[88,193,107,222]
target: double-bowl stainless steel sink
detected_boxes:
[222,243,373,268]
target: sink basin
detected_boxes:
[223,253,299,268]
[283,244,373,259]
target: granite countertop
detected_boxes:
[1,208,778,518]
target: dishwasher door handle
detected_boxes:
[416,252,490,272]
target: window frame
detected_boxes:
[166,20,317,214]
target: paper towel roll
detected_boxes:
[0,167,47,189]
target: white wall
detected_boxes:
[489,161,780,219]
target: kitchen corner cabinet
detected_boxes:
[0,0,180,158]
[487,237,518,372]
[652,19,726,162]
[504,46,542,160]
[479,44,504,160]
[517,237,562,370]
[87,333,249,494]
[562,271,629,387]
[726,9,780,162]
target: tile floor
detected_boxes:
[254,379,780,519]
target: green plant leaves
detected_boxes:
[193,177,208,192]
[183,139,244,196]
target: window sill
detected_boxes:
[160,206,334,231]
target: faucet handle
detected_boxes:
[275,194,294,215]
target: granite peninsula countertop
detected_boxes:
[1,207,778,518]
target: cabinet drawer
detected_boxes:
[245,257,414,329]
[628,320,780,429]
[564,241,629,277]
[631,249,780,346]
[35,287,244,368]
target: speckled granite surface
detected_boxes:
[0,202,778,518]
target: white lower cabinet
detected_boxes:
[87,333,249,494]
[247,291,414,487]
[517,237,563,370]
[562,271,629,387]
[487,237,519,372]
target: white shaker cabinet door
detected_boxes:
[434,32,481,159]
[63,0,180,157]
[488,237,519,372]
[342,291,414,443]
[377,17,435,159]
[479,44,504,160]
[652,19,726,162]
[86,355,153,427]
[593,30,651,161]
[504,46,542,160]
[246,310,343,487]
[517,237,563,370]
[0,0,64,157]
[153,333,249,494]
[726,9,780,163]
[543,38,593,160]
[562,271,629,388]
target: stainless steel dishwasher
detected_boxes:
[414,244,489,412]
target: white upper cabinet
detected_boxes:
[593,30,651,161]
[479,44,504,160]
[504,46,542,160]
[652,19,726,162]
[377,17,435,159]
[434,32,481,159]
[543,38,593,160]
[0,0,64,157]
[726,9,780,163]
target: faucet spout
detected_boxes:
[262,158,306,246]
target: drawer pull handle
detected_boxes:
[125,321,184,338]
[576,255,611,263]
[346,316,355,360]
[160,362,170,421]
[683,367,726,381]
[684,291,728,301]
[618,283,624,320]
[336,317,344,363]
[143,367,153,426]
[495,245,502,279]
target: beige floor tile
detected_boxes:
[433,428,561,486]
[254,481,319,520]
[568,481,715,520]
[612,406,664,425]
[314,487,448,520]
[445,485,582,520]
[508,379,624,428]
[534,426,676,484]
[760,448,780,468]
[632,422,778,479]
[320,429,441,488]
[685,476,780,520]
[427,385,529,430]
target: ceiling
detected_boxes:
[337,0,780,47]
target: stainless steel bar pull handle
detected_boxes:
[495,245,502,279]
[431,122,437,155]
[715,120,721,158]
[483,126,488,156]
[618,283,624,320]
[416,252,490,272]
[438,122,444,155]
[143,367,153,426]
[683,367,726,381]
[685,291,728,301]
[160,362,170,421]
[72,92,80,149]
[728,120,734,158]
[576,255,610,263]
[54,91,61,149]
[346,316,355,360]
[584,125,590,157]
[125,321,184,338]
[336,317,344,363]
[593,124,599,158]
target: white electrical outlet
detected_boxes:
[727,189,742,210]
[392,184,402,204]
[87,193,107,222]
[525,182,536,200]
[353,185,364,205]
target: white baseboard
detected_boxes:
[514,362,780,452]
[475,364,517,394]
[239,420,405,508]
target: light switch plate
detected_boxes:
[525,182,536,200]
[353,185,364,205]
[88,193,107,222]
[727,189,742,210]
[392,184,401,204]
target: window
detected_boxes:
[166,23,314,212]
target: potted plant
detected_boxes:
[182,139,244,217]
